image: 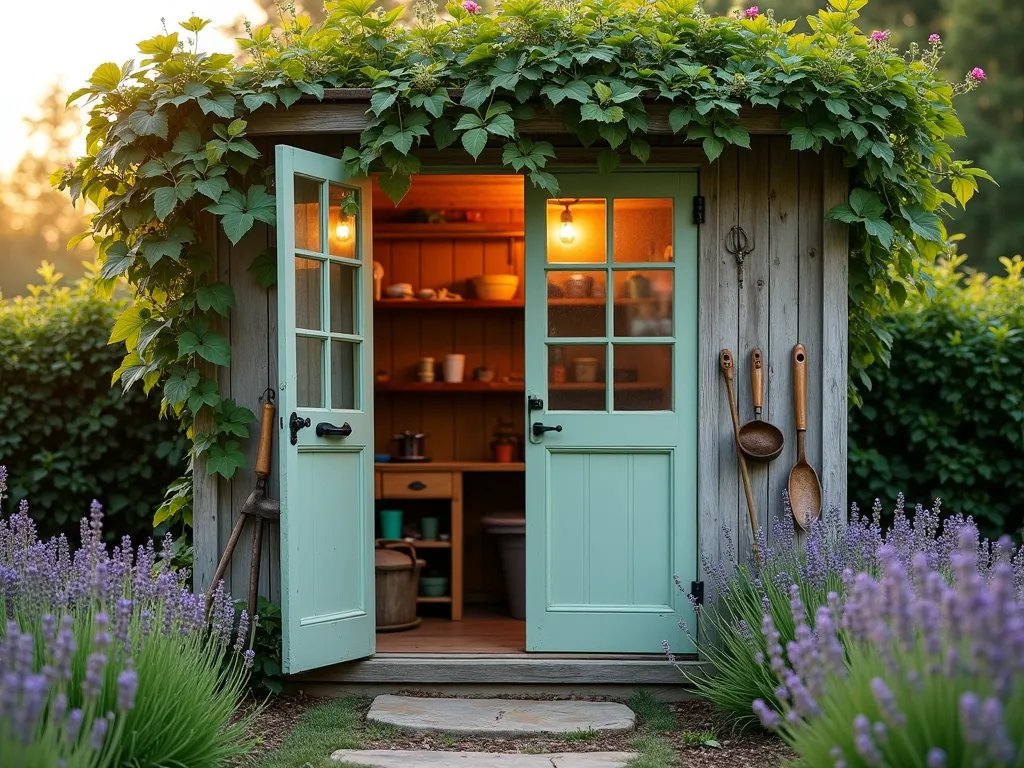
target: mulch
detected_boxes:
[243,691,794,767]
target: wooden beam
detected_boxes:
[247,91,786,136]
[288,655,709,686]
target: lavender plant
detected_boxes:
[0,465,255,767]
[676,492,1003,730]
[755,525,1024,767]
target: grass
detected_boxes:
[679,729,719,748]
[562,728,600,742]
[254,696,371,768]
[257,689,685,768]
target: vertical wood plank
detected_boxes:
[736,138,771,558]
[714,146,742,568]
[766,138,800,535]
[821,150,849,516]
[216,225,236,595]
[193,212,222,594]
[797,151,824,487]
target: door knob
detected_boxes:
[315,421,353,438]
[289,412,311,445]
[532,422,563,437]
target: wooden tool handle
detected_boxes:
[751,348,764,413]
[255,402,275,480]
[792,343,807,432]
[719,349,735,382]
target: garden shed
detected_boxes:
[189,90,849,686]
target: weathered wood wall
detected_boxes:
[192,134,848,608]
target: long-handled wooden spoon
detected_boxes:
[787,344,822,529]
[720,349,759,558]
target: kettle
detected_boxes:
[393,431,428,461]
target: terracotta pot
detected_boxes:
[492,443,515,463]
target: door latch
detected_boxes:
[289,412,310,445]
[528,396,544,411]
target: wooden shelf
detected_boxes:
[376,462,525,472]
[374,224,523,240]
[374,299,523,310]
[417,596,453,604]
[548,297,667,307]
[550,382,666,391]
[411,541,452,549]
[376,381,524,393]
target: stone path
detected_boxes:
[365,695,636,737]
[331,750,637,767]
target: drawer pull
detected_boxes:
[408,481,427,491]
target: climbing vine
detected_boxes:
[57,0,988,531]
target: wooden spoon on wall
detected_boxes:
[787,344,822,529]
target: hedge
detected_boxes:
[0,263,186,541]
[848,252,1024,539]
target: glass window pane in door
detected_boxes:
[548,343,606,411]
[613,198,673,262]
[547,270,606,337]
[546,199,606,264]
[330,262,358,335]
[328,184,357,259]
[331,340,359,410]
[613,344,672,411]
[296,336,324,408]
[295,257,322,330]
[613,270,673,337]
[294,175,322,252]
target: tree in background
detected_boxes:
[944,0,1024,273]
[0,84,94,297]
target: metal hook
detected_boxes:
[724,225,754,287]
[259,387,275,405]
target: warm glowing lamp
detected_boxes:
[558,202,575,244]
[335,219,352,242]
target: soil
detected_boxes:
[243,692,794,767]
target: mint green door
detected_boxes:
[524,172,698,654]
[276,146,375,673]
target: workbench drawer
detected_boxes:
[380,472,454,499]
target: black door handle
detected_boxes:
[532,422,563,437]
[289,412,311,445]
[316,421,352,438]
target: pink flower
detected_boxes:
[969,67,986,81]
[870,30,891,43]
[461,0,480,13]
[744,6,759,19]
[928,33,941,44]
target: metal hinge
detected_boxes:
[692,196,705,225]
[690,580,705,606]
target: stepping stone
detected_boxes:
[365,695,635,737]
[331,750,637,767]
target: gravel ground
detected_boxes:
[243,692,794,767]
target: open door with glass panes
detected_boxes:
[275,145,375,673]
[523,172,699,653]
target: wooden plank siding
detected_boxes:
[192,132,849,624]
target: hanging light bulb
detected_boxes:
[559,202,575,244]
[335,218,352,242]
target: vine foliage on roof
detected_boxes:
[57,0,988,531]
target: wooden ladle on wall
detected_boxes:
[787,344,822,529]
[737,348,785,463]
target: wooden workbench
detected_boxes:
[375,462,525,621]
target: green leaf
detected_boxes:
[195,283,236,315]
[248,248,277,288]
[889,281,907,307]
[89,62,124,91]
[824,98,851,118]
[166,368,201,407]
[109,303,150,347]
[206,441,247,479]
[129,109,169,139]
[528,170,559,196]
[580,104,624,124]
[899,203,943,242]
[377,171,412,204]
[541,80,591,106]
[243,92,278,111]
[178,318,231,366]
[668,107,694,133]
[863,217,895,248]
[716,124,751,149]
[432,118,458,150]
[215,400,256,438]
[100,241,134,279]
[460,80,492,109]
[227,118,247,137]
[454,113,484,131]
[197,93,236,119]
[461,127,489,159]
[789,126,816,151]
[278,87,302,108]
[629,139,651,164]
[597,149,620,175]
[187,378,221,414]
[172,128,203,156]
[152,186,179,221]
[486,114,516,138]
[222,212,255,245]
[195,175,230,201]
[598,122,627,149]
[138,160,167,179]
[849,188,886,220]
[370,90,397,115]
[702,136,725,163]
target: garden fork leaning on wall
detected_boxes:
[207,390,280,620]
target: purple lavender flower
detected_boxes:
[89,714,109,750]
[870,677,905,726]
[117,666,138,711]
[752,698,781,729]
[65,708,84,743]
[82,652,107,700]
[926,748,946,768]
[853,714,882,766]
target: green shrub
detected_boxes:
[0,263,185,540]
[849,253,1024,540]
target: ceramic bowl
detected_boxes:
[385,283,414,298]
[472,274,519,301]
[417,289,437,300]
[420,576,449,597]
